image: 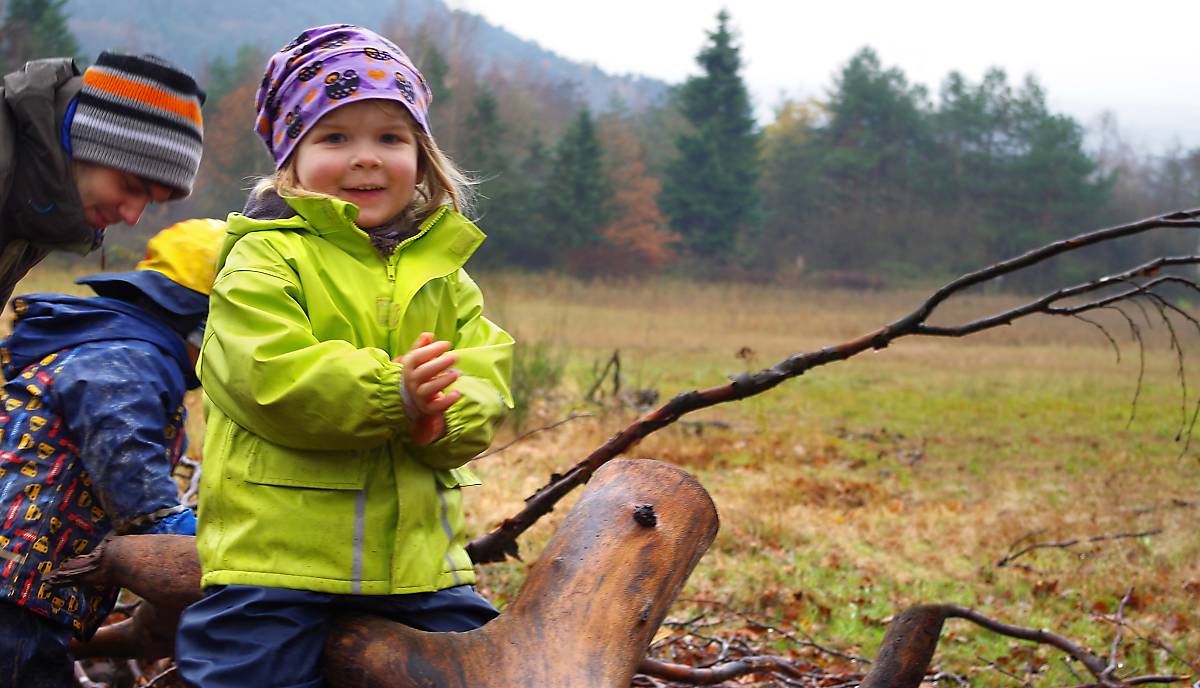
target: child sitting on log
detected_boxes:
[175,24,513,688]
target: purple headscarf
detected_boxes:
[255,24,433,168]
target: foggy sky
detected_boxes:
[448,0,1200,153]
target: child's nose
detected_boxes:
[351,147,382,168]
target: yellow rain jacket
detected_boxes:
[195,195,513,595]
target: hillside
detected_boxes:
[64,0,669,112]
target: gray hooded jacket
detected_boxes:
[0,58,96,307]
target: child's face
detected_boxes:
[293,100,420,229]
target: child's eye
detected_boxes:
[380,133,407,144]
[322,132,347,144]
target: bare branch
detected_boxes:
[859,604,1193,688]
[469,208,1200,564]
[1102,588,1134,682]
[1105,305,1147,428]
[996,529,1161,567]
[1074,313,1122,362]
[637,655,807,685]
[474,412,594,460]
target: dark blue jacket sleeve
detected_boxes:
[52,341,187,532]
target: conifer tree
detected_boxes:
[544,109,612,261]
[478,130,557,269]
[462,87,507,180]
[1,0,80,72]
[660,10,761,263]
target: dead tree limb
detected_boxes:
[636,655,810,685]
[469,208,1200,564]
[996,529,1162,568]
[858,603,1189,688]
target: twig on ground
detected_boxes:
[673,597,870,665]
[584,349,622,403]
[859,604,1192,688]
[638,655,807,685]
[996,529,1161,568]
[1129,498,1197,515]
[975,654,1028,684]
[1101,588,1134,683]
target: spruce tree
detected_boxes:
[660,10,761,263]
[462,87,507,179]
[544,109,612,261]
[1,0,80,72]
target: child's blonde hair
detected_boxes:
[252,111,474,227]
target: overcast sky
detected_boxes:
[445,0,1200,154]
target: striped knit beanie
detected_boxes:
[69,52,206,199]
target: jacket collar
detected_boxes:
[229,192,485,269]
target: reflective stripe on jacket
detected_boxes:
[196,195,513,595]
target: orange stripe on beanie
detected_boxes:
[81,70,203,127]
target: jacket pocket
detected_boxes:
[244,440,368,491]
[434,465,483,489]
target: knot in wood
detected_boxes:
[633,504,657,528]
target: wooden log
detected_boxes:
[44,534,202,660]
[858,605,948,688]
[324,458,720,687]
[46,459,720,687]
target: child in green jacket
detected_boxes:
[176,24,514,688]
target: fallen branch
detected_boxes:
[469,208,1200,564]
[637,655,809,685]
[996,529,1162,568]
[857,602,1191,688]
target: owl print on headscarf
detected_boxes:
[297,60,324,82]
[394,73,415,105]
[324,70,360,100]
[285,106,304,139]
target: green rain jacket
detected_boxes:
[195,195,513,595]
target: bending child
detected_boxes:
[0,218,225,688]
[176,24,514,688]
[0,52,206,306]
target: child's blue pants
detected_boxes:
[0,602,75,688]
[175,584,498,688]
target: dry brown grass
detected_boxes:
[473,272,1200,686]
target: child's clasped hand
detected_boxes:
[398,332,463,446]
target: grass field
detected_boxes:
[8,266,1197,686]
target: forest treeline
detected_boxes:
[6,1,1200,287]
